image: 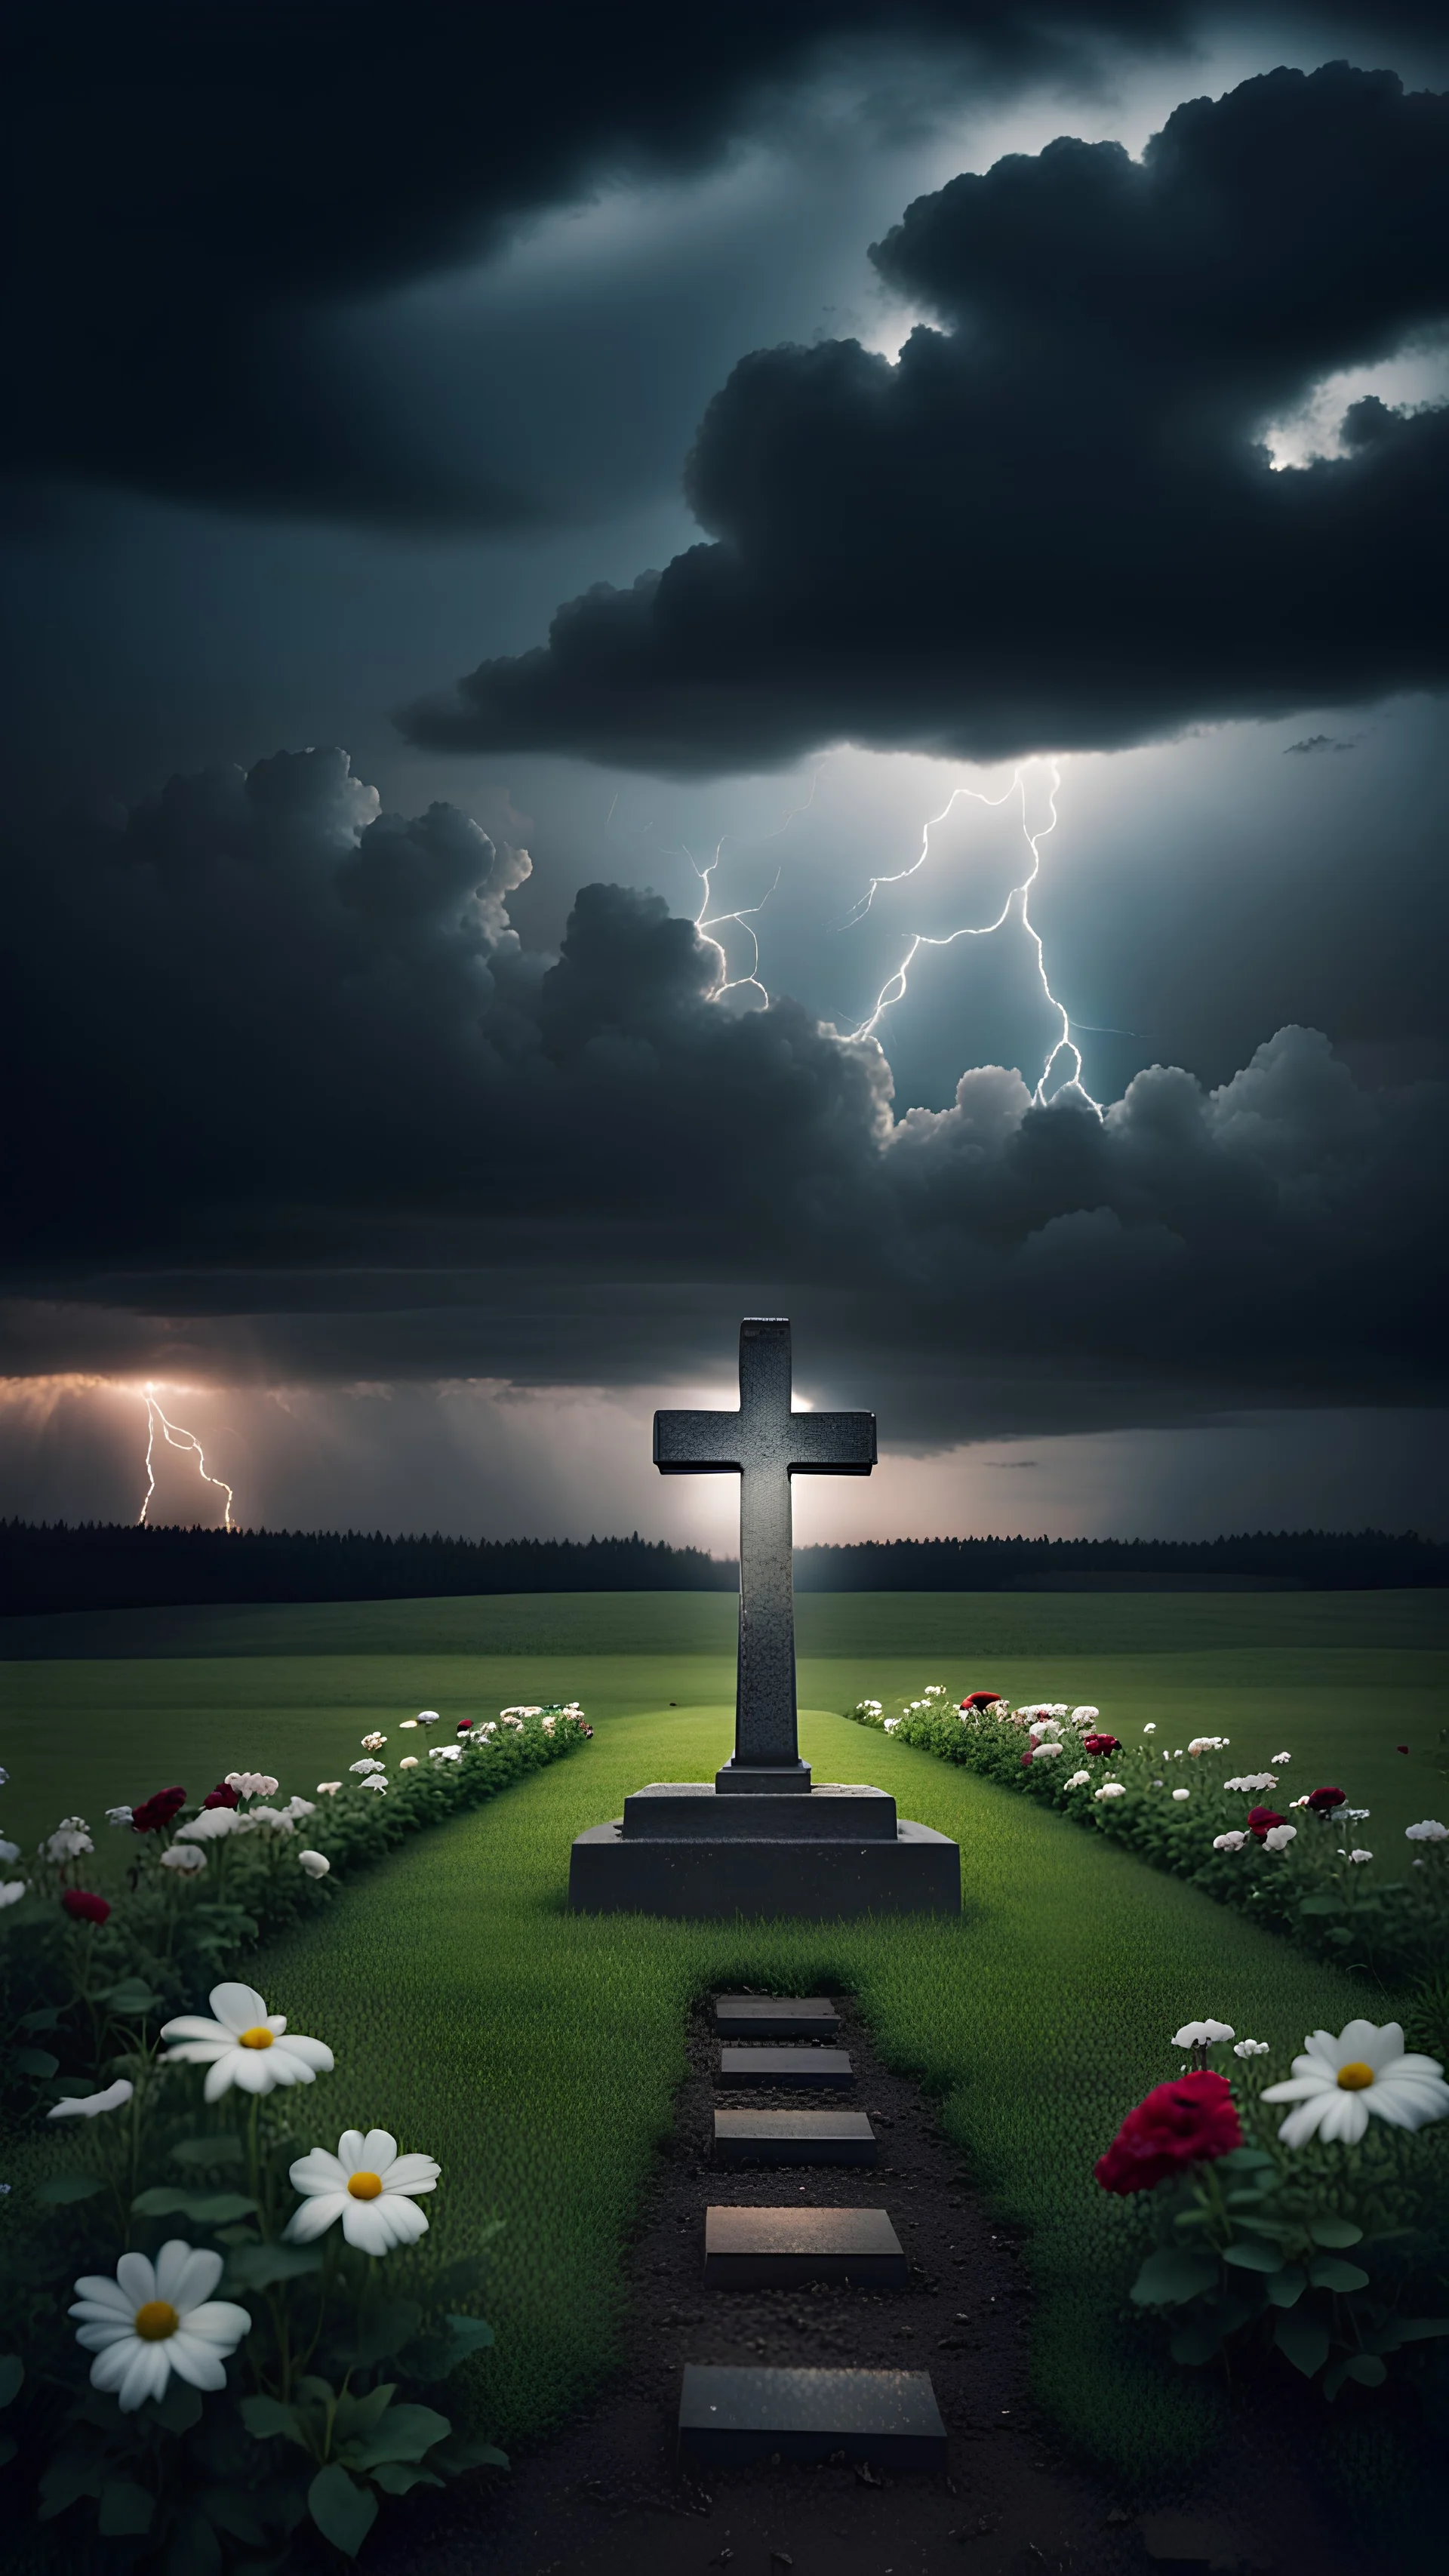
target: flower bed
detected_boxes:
[1095,2009,1449,2408]
[849,1687,1447,1991]
[0,1702,590,2562]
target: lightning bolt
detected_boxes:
[138,1386,235,1530]
[669,769,823,1005]
[845,759,1102,1114]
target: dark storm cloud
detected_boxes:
[3,746,1443,1437]
[401,64,1449,769]
[5,5,1442,527]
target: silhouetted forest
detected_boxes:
[1,1519,1443,1617]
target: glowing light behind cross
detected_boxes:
[138,1386,235,1530]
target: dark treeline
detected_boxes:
[0,1519,1444,1617]
[792,1532,1448,1591]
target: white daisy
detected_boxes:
[285,2128,441,2255]
[160,1981,334,2101]
[175,1807,242,1842]
[159,1844,207,1875]
[48,2079,135,2120]
[70,2240,251,2411]
[1263,2019,1449,2147]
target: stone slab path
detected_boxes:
[370,1990,1382,2576]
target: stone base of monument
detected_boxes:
[567,1779,959,1917]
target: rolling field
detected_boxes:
[3,1590,1444,2486]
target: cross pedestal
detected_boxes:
[568,1319,959,1918]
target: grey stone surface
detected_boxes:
[677,2364,947,2468]
[715,1996,840,2038]
[622,1784,897,1841]
[712,2110,877,2166]
[719,2045,854,2087]
[703,2205,906,2289]
[654,1318,874,1775]
[568,1817,960,1917]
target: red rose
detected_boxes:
[1306,1786,1346,1814]
[63,1888,111,1925]
[963,1691,1003,1711]
[131,1786,187,1834]
[202,1782,239,1810]
[1397,1744,1410,1756]
[1246,1805,1286,1840]
[1082,1733,1121,1756]
[1095,2071,1241,2196]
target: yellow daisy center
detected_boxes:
[134,2300,180,2341]
[347,2170,383,2199]
[238,2026,274,2049]
[1337,2060,1375,2091]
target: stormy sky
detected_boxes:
[3,1,1447,1542]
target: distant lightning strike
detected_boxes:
[846,759,1102,1115]
[675,770,822,1005]
[138,1387,235,1530]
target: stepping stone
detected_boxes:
[715,1995,841,2039]
[719,2045,853,2087]
[678,2364,947,2469]
[704,2205,906,2289]
[713,2109,877,2166]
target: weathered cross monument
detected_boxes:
[568,1319,959,1916]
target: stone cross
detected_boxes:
[654,1319,875,1784]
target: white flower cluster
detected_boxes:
[45,1817,94,1863]
[1174,2017,1234,2046]
[64,1984,442,2412]
[1406,1818,1447,1842]
[1094,1781,1127,1802]
[1223,1772,1278,1793]
[1186,1736,1229,1755]
[1065,1768,1091,1790]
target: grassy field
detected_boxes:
[2,1588,1444,1857]
[2,1592,1444,2485]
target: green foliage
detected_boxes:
[1127,2107,1449,2404]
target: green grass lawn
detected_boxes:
[2,1592,1444,2488]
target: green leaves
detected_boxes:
[1274,2308,1331,2377]
[35,2172,104,2204]
[240,2395,309,2451]
[171,2134,246,2169]
[0,2356,23,2408]
[14,2048,60,2078]
[1130,2248,1218,2307]
[226,2242,323,2291]
[131,2187,260,2224]
[100,1977,165,2017]
[307,2464,378,2558]
[1308,2257,1370,2294]
[343,2403,451,2471]
[1222,2239,1288,2273]
[1306,2216,1363,2248]
[97,2477,155,2536]
[398,2312,494,2380]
